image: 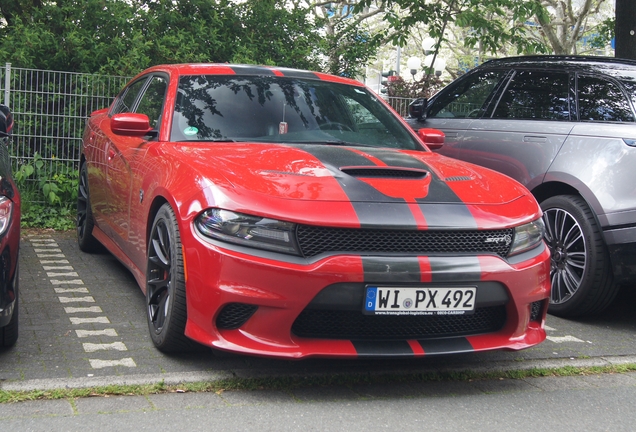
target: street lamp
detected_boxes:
[424,55,446,77]
[406,56,422,81]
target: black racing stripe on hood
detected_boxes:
[300,145,417,228]
[352,340,414,357]
[417,337,473,354]
[362,257,421,283]
[360,148,478,229]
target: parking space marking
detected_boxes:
[47,271,79,277]
[83,342,128,352]
[55,287,90,294]
[51,279,84,285]
[89,358,137,369]
[76,329,118,338]
[28,236,137,370]
[58,296,95,303]
[547,335,585,343]
[70,316,111,324]
[64,306,103,313]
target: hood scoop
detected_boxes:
[340,166,428,179]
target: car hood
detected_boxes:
[177,142,528,205]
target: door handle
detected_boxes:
[523,135,547,143]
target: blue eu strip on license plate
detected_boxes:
[364,286,476,315]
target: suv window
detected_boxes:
[428,70,506,118]
[492,70,569,120]
[578,75,634,122]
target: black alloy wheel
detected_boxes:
[146,203,191,352]
[541,195,618,317]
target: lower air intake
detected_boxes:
[216,303,258,330]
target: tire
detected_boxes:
[77,162,100,252]
[0,268,18,348]
[541,195,618,317]
[146,203,192,352]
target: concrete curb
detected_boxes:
[4,355,636,392]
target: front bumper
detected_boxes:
[182,233,551,359]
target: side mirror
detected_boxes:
[417,128,444,150]
[111,113,154,137]
[409,98,427,121]
[0,105,14,139]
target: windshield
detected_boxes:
[171,75,423,150]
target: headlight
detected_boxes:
[195,209,300,255]
[509,218,545,256]
[0,196,12,235]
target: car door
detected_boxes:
[422,69,510,158]
[548,73,636,223]
[100,74,167,251]
[458,69,575,190]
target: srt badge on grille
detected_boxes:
[484,234,512,245]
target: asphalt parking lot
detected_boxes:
[2,230,636,391]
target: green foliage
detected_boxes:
[14,154,78,230]
[0,0,371,76]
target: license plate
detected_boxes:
[364,286,476,315]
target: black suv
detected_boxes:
[407,55,636,318]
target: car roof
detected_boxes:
[476,55,636,83]
[133,63,364,87]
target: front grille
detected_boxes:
[296,226,514,258]
[216,303,258,330]
[291,306,506,340]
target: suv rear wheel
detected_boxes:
[541,195,618,317]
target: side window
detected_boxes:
[492,70,569,120]
[578,75,634,122]
[111,78,148,115]
[136,76,168,129]
[428,70,506,118]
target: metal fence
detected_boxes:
[0,64,414,203]
[0,63,130,178]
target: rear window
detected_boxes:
[578,75,635,122]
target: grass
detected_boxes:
[1,363,635,404]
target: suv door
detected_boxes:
[457,70,575,191]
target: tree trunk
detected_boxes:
[615,0,636,59]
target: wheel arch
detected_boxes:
[146,196,170,248]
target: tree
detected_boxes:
[615,0,636,59]
[356,0,612,59]
[311,1,389,77]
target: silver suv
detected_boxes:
[407,55,636,318]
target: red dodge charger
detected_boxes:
[79,63,550,358]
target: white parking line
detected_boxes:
[89,358,137,369]
[547,335,585,343]
[47,271,79,277]
[83,342,128,353]
[58,296,95,303]
[76,329,118,338]
[43,266,74,270]
[50,279,84,285]
[64,306,103,313]
[54,287,89,294]
[70,317,111,324]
